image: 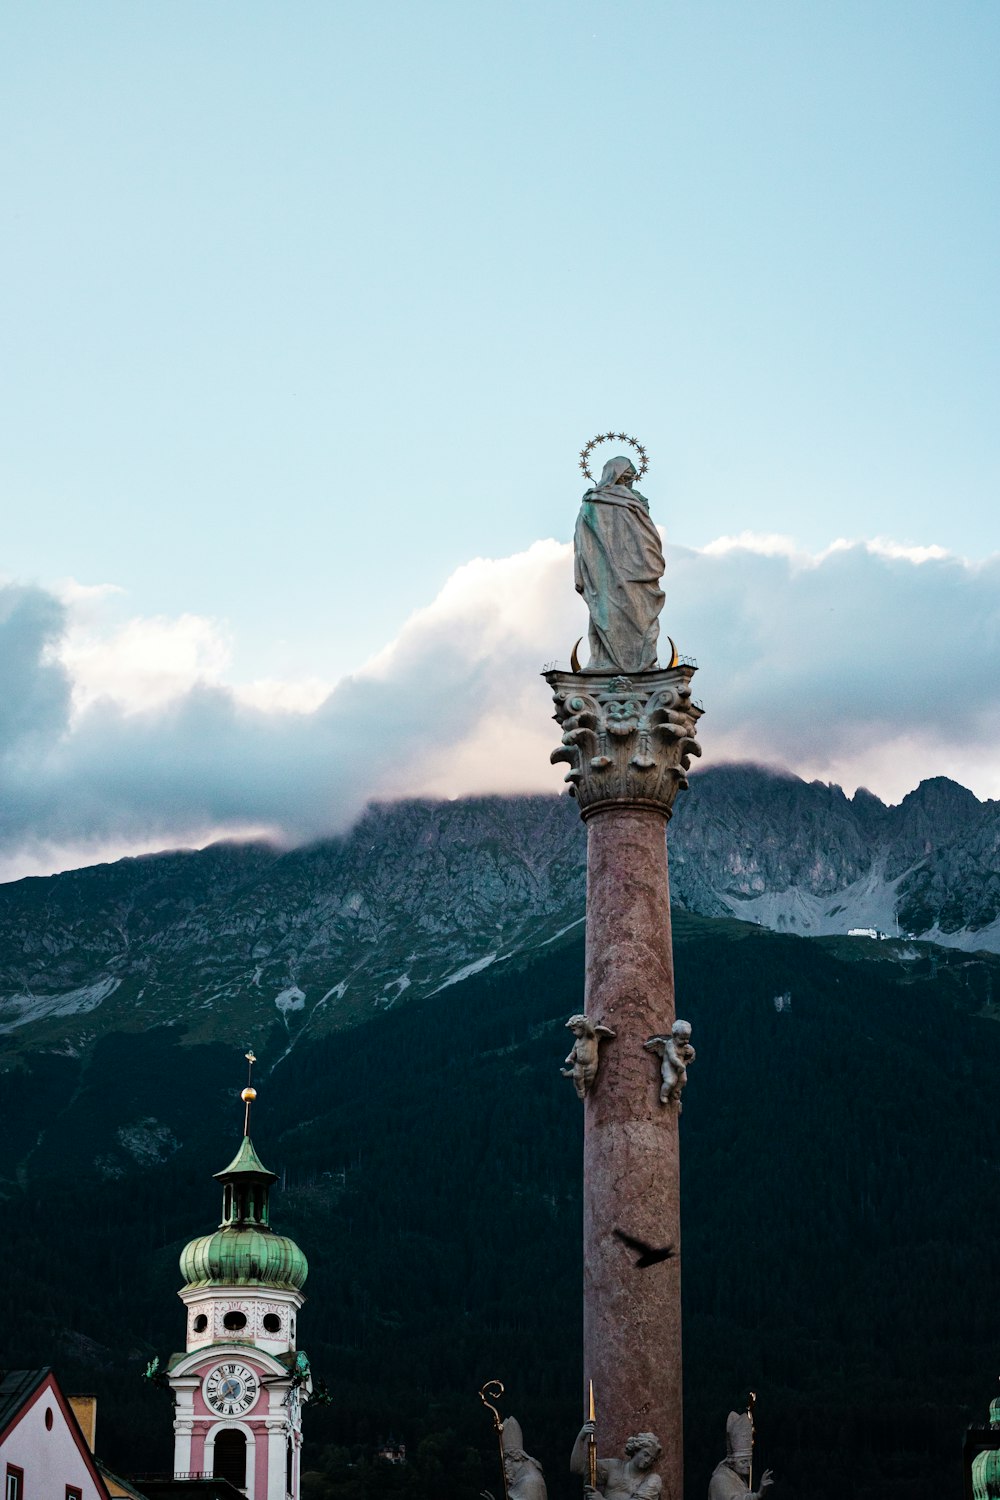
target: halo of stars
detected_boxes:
[578,432,650,485]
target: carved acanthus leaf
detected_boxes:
[544,666,703,820]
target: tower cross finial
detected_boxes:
[242,1049,258,1136]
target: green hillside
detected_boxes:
[2,913,999,1499]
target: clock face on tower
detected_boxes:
[204,1361,260,1416]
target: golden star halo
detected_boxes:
[578,432,650,485]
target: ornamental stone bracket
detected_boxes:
[543,664,703,820]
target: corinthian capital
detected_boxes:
[543,665,703,821]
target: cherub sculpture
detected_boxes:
[644,1019,695,1108]
[708,1410,773,1499]
[562,1014,616,1100]
[481,1416,547,1500]
[570,1423,662,1500]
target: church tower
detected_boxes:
[166,1055,311,1497]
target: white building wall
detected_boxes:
[1,1380,106,1499]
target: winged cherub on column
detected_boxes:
[561,1014,616,1100]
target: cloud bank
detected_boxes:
[2,533,999,880]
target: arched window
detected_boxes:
[213,1428,247,1487]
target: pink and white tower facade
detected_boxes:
[166,1061,311,1497]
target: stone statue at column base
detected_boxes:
[570,1423,662,1500]
[482,1416,548,1500]
[708,1412,773,1499]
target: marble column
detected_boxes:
[544,665,703,1500]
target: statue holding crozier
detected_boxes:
[497,1417,547,1500]
[478,1381,547,1500]
[573,434,665,673]
[708,1410,773,1499]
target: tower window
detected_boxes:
[45,1407,54,1430]
[223,1310,248,1331]
[6,1465,25,1500]
[193,1314,208,1333]
[262,1313,281,1333]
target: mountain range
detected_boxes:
[1,764,999,1064]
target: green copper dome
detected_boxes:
[972,1449,1000,1500]
[180,1225,308,1290]
[179,1131,308,1292]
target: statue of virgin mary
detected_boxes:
[573,456,665,672]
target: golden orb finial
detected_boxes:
[241,1050,258,1135]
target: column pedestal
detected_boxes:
[544,666,702,1500]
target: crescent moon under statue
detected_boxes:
[570,635,678,671]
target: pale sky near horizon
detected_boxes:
[2,2,999,876]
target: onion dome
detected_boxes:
[971,1390,1000,1500]
[972,1450,1000,1500]
[179,1055,308,1292]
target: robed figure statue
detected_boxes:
[574,456,665,673]
[708,1411,773,1499]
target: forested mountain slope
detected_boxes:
[2,911,999,1500]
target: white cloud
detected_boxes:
[1,532,999,880]
[59,611,234,716]
[232,677,333,715]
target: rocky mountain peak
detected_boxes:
[1,764,998,1060]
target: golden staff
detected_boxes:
[588,1380,597,1490]
[478,1379,510,1500]
[746,1391,757,1492]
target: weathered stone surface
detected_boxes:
[544,663,702,1500]
[544,667,702,822]
[580,803,684,1500]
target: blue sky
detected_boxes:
[2,2,999,872]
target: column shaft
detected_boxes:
[582,804,682,1500]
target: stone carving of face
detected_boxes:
[504,1451,527,1480]
[731,1456,751,1479]
[625,1437,659,1471]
